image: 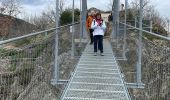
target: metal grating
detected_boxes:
[71,77,123,84]
[69,83,125,91]
[65,90,128,99]
[79,61,116,65]
[80,59,116,62]
[61,40,130,100]
[75,72,121,79]
[76,68,119,73]
[78,65,118,69]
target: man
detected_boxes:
[86,10,95,44]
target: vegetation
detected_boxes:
[60,8,80,25]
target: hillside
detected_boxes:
[0,14,36,40]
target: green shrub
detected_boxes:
[14,38,31,47]
[60,9,80,25]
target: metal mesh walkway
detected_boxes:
[61,39,130,100]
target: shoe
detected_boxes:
[100,53,104,56]
[94,52,97,56]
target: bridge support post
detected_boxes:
[123,0,128,60]
[116,0,120,48]
[79,0,87,47]
[71,0,75,59]
[79,0,82,47]
[112,0,119,43]
[51,0,59,85]
[136,0,143,85]
[111,0,115,41]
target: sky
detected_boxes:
[1,0,170,19]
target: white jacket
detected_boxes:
[91,19,106,36]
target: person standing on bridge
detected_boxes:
[86,10,96,45]
[91,12,106,56]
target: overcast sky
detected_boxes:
[1,0,170,19]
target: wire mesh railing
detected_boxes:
[0,23,87,100]
[113,21,170,100]
[140,33,170,100]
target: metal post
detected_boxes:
[52,0,59,84]
[71,0,75,59]
[135,17,137,27]
[45,31,48,37]
[82,0,87,40]
[79,0,82,47]
[168,20,169,33]
[111,0,115,41]
[123,0,128,59]
[137,0,143,85]
[117,0,120,35]
[116,0,120,48]
[79,0,87,46]
[150,20,152,32]
[112,0,119,48]
[168,20,170,37]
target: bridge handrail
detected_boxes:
[120,22,170,41]
[0,22,80,45]
[120,20,151,27]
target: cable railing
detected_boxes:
[113,21,170,100]
[0,23,87,100]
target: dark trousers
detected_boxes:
[89,29,94,43]
[94,35,103,53]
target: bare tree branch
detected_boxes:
[0,0,21,17]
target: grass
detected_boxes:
[14,38,31,47]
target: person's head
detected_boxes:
[96,12,101,20]
[91,10,95,17]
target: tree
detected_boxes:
[130,0,151,17]
[33,0,67,28]
[0,0,21,16]
[60,0,66,13]
[42,9,56,24]
[127,0,168,36]
[60,9,80,25]
[165,17,170,35]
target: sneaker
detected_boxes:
[100,53,104,56]
[94,52,97,56]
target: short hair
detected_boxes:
[91,10,95,14]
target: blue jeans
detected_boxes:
[93,35,103,53]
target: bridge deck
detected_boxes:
[61,39,130,100]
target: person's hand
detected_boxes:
[97,22,101,26]
[99,20,103,26]
[99,22,102,26]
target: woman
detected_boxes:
[86,10,95,44]
[91,12,106,56]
